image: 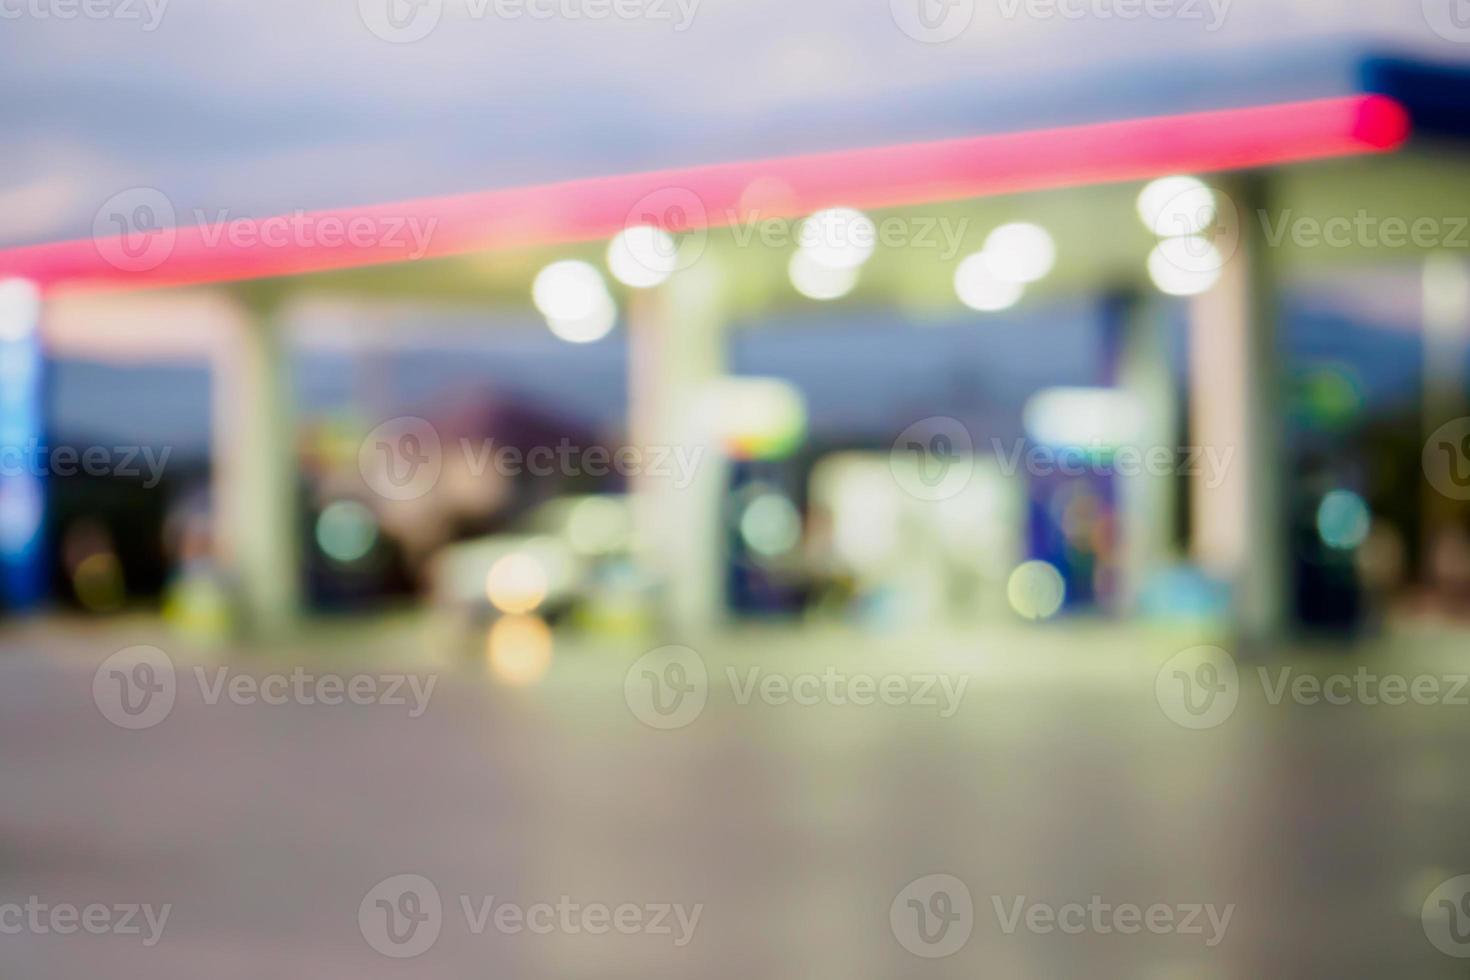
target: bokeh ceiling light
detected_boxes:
[797,207,876,270]
[981,222,1056,283]
[545,289,617,344]
[954,252,1024,312]
[1136,175,1216,238]
[607,225,678,288]
[789,250,859,301]
[1146,237,1223,296]
[532,260,608,322]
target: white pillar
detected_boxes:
[1189,174,1287,644]
[214,295,301,635]
[1116,291,1179,612]
[1420,253,1470,585]
[627,263,729,635]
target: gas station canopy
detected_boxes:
[2,53,1469,317]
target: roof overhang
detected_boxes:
[0,94,1408,297]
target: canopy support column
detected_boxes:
[214,295,301,637]
[627,264,729,636]
[1189,174,1287,644]
[1113,291,1179,612]
[1420,254,1470,592]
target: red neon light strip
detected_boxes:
[0,94,1408,293]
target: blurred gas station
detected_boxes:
[10,7,1470,975]
[1,55,1469,653]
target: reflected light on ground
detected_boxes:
[487,614,553,686]
[73,551,125,612]
[485,552,549,614]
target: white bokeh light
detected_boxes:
[607,225,678,288]
[1147,237,1223,296]
[739,493,802,558]
[982,222,1055,283]
[797,207,876,269]
[1006,560,1066,621]
[546,289,617,343]
[1137,175,1216,238]
[532,260,607,321]
[954,252,1023,312]
[789,250,859,300]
